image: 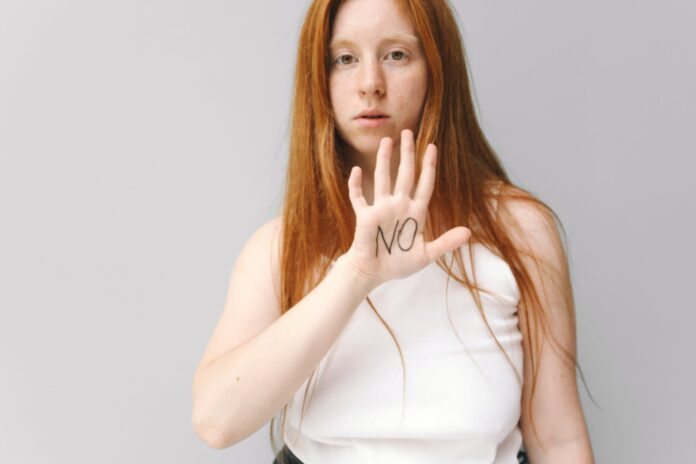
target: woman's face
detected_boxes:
[328,0,428,162]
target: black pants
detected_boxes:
[272,445,304,464]
[273,445,531,463]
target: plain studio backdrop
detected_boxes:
[1,0,694,462]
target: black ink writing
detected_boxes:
[375,217,419,257]
[396,217,417,251]
[375,221,399,256]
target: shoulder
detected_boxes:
[246,215,283,255]
[255,214,283,245]
[233,214,284,298]
[494,183,565,260]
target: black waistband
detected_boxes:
[272,444,530,463]
[272,445,304,464]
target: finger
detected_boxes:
[348,166,368,210]
[424,226,472,262]
[373,137,393,200]
[394,129,415,197]
[413,143,437,204]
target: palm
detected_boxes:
[345,129,471,285]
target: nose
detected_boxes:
[358,58,385,98]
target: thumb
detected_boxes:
[424,227,471,262]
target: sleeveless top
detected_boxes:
[282,239,525,464]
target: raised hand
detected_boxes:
[342,129,472,288]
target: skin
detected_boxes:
[329,0,428,205]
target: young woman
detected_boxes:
[192,0,596,463]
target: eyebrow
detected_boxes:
[329,33,421,50]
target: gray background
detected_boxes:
[1,0,694,462]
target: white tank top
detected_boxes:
[283,242,524,463]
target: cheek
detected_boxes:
[329,76,349,114]
[413,70,428,106]
[396,74,428,114]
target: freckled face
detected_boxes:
[328,0,428,162]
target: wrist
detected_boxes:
[334,254,380,294]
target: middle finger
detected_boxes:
[373,136,393,201]
[394,129,415,197]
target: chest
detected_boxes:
[287,244,524,443]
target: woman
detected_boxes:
[192,0,596,462]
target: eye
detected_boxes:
[334,54,355,65]
[388,50,408,61]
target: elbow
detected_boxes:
[191,407,240,450]
[195,427,228,450]
[191,374,241,449]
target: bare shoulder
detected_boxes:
[484,179,527,215]
[495,183,564,256]
[228,215,283,304]
[249,214,283,287]
[249,214,283,244]
[194,214,284,373]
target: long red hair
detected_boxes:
[271,0,592,459]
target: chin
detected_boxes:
[336,126,403,160]
[351,137,385,158]
[357,130,400,148]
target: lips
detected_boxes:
[355,116,389,128]
[355,109,389,119]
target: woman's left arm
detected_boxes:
[504,198,595,464]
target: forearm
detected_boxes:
[191,255,376,448]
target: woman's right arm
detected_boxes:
[192,130,471,449]
[191,218,378,449]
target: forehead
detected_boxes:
[330,0,417,46]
